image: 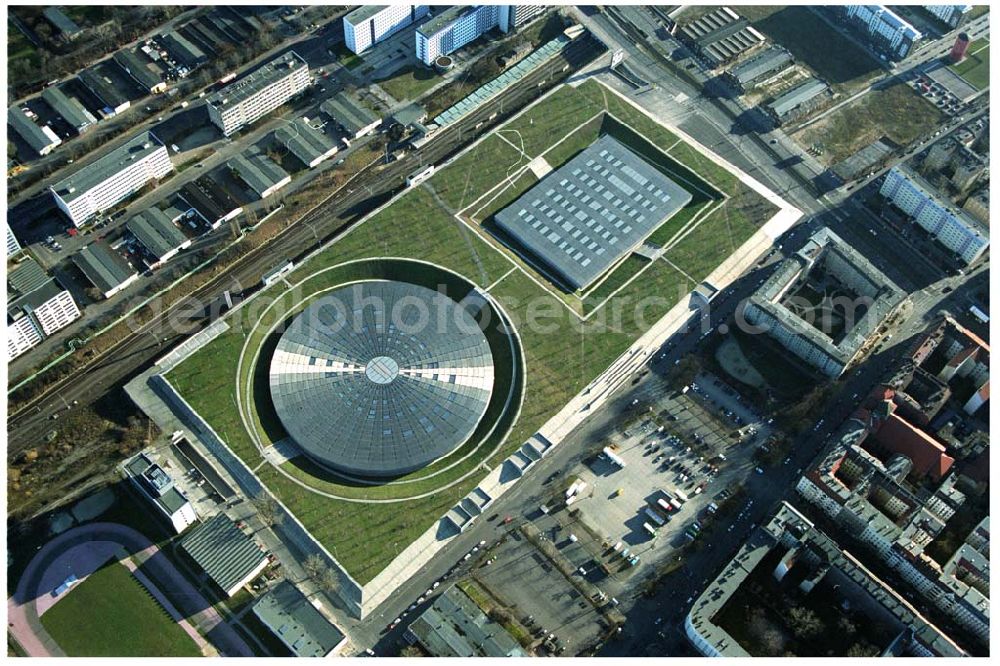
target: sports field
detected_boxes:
[167,79,776,585]
[40,560,202,657]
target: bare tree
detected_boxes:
[251,493,284,528]
[303,553,340,597]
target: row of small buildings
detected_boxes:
[343,4,547,66]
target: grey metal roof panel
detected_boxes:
[768,78,828,117]
[408,586,525,657]
[127,207,188,258]
[178,178,240,222]
[253,581,345,657]
[51,131,167,203]
[71,241,137,293]
[43,7,82,36]
[78,61,133,108]
[494,134,692,291]
[320,93,379,135]
[8,257,51,296]
[113,49,164,90]
[275,121,337,166]
[178,513,266,593]
[227,153,289,196]
[269,281,495,477]
[160,30,207,66]
[42,85,95,130]
[8,108,56,154]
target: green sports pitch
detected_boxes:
[166,79,777,586]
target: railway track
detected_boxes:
[7,35,604,455]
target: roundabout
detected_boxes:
[235,259,525,502]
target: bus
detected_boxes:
[657,498,673,513]
[643,522,657,539]
[602,446,626,468]
[970,305,989,324]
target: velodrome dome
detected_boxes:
[269,281,495,477]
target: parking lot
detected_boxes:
[473,529,605,656]
[557,370,774,587]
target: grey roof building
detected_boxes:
[252,581,347,657]
[78,62,134,114]
[177,513,268,598]
[43,7,83,39]
[206,51,310,136]
[679,6,765,67]
[113,49,166,94]
[42,85,96,133]
[126,207,191,265]
[725,46,793,90]
[741,227,906,377]
[766,77,829,124]
[274,120,338,168]
[8,107,61,156]
[178,178,242,228]
[405,585,527,657]
[71,241,139,299]
[494,134,692,291]
[8,257,50,296]
[122,452,197,534]
[227,153,291,199]
[320,93,380,138]
[160,30,208,68]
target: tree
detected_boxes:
[251,493,284,527]
[399,645,424,657]
[303,553,340,596]
[787,606,824,640]
[670,355,701,387]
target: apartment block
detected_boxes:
[343,5,429,55]
[7,258,81,361]
[498,5,548,33]
[880,165,989,266]
[7,226,22,257]
[840,5,923,60]
[49,131,173,226]
[206,51,310,137]
[416,5,501,65]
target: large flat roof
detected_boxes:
[126,207,189,259]
[494,134,691,291]
[7,107,57,154]
[179,177,241,223]
[274,120,337,166]
[113,49,164,91]
[418,5,475,38]
[42,85,95,129]
[71,241,137,293]
[320,92,379,135]
[206,51,307,111]
[78,60,134,108]
[227,153,289,196]
[51,131,166,203]
[253,581,346,657]
[344,4,391,25]
[8,257,51,296]
[409,585,526,657]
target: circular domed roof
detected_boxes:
[269,281,495,477]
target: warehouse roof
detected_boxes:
[274,120,338,166]
[71,242,137,294]
[51,131,167,203]
[494,134,691,291]
[78,61,133,110]
[43,7,82,37]
[767,77,828,117]
[178,513,266,594]
[127,207,189,260]
[727,46,792,86]
[227,153,290,197]
[206,51,307,111]
[113,49,164,91]
[320,93,379,136]
[160,30,208,66]
[407,585,526,657]
[252,582,346,657]
[179,178,241,224]
[8,108,59,155]
[8,257,51,297]
[42,85,95,130]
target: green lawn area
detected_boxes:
[40,561,202,657]
[950,44,990,90]
[793,82,944,165]
[167,79,776,585]
[740,6,883,93]
[8,25,39,66]
[375,64,441,101]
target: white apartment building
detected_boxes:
[7,281,82,361]
[499,5,548,33]
[416,5,501,65]
[924,4,972,29]
[49,131,173,227]
[8,315,43,361]
[343,5,429,54]
[7,226,21,256]
[206,52,310,137]
[842,5,922,60]
[881,166,989,265]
